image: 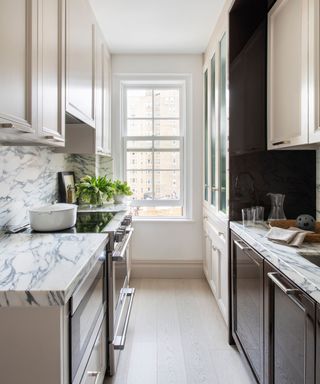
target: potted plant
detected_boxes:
[113,179,133,204]
[75,175,115,207]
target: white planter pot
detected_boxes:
[114,194,127,204]
[29,203,78,232]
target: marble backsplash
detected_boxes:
[0,146,113,227]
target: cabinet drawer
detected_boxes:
[80,321,106,384]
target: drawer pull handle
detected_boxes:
[44,135,64,142]
[113,288,135,350]
[271,140,291,146]
[234,240,261,266]
[87,371,101,383]
[267,272,298,295]
[234,240,250,251]
[0,123,14,128]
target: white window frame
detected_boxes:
[121,80,187,215]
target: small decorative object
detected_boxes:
[58,172,77,204]
[267,193,286,221]
[113,179,133,204]
[296,214,316,231]
[75,175,115,207]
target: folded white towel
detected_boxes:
[266,226,312,247]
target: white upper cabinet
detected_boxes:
[268,0,309,149]
[268,0,320,149]
[0,0,65,146]
[66,0,95,127]
[309,0,320,143]
[95,30,112,156]
[37,0,65,144]
[102,50,112,156]
[0,0,37,134]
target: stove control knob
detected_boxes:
[114,229,125,242]
[121,215,132,226]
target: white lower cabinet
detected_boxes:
[203,216,229,325]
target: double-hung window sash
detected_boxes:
[123,85,183,209]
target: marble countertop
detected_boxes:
[230,221,320,304]
[0,232,108,307]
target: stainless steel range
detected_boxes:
[76,209,135,377]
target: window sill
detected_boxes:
[132,217,195,223]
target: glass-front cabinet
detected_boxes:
[203,31,228,216]
[204,69,209,202]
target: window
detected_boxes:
[123,84,185,218]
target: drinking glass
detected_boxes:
[252,206,264,224]
[242,208,255,227]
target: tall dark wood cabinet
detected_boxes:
[264,261,316,384]
[317,305,320,384]
[228,0,316,221]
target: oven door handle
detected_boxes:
[113,287,135,350]
[112,228,134,262]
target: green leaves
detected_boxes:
[75,176,133,205]
[113,179,133,196]
[76,176,115,205]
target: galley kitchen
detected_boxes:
[1,0,320,384]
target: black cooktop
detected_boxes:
[73,211,117,233]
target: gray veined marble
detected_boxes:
[0,232,108,307]
[0,146,113,228]
[231,221,320,304]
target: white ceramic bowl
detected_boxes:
[29,203,78,232]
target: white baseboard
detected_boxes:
[131,259,204,279]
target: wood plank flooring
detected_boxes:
[105,278,253,384]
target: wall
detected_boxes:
[111,54,203,275]
[0,146,112,228]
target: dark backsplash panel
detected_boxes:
[230,151,316,221]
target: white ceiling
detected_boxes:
[89,0,225,54]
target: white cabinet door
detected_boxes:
[309,0,320,143]
[268,0,309,149]
[37,0,65,144]
[95,30,104,154]
[102,51,112,156]
[204,230,212,282]
[204,217,229,325]
[0,0,37,133]
[66,0,95,127]
[211,235,228,325]
[95,31,112,156]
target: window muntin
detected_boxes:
[123,85,184,217]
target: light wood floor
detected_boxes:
[105,278,253,384]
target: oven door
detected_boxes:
[71,252,106,384]
[109,229,135,375]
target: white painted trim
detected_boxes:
[112,72,194,219]
[131,259,204,279]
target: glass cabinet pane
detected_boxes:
[204,69,209,202]
[211,54,216,207]
[219,34,227,213]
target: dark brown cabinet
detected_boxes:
[231,232,264,383]
[317,305,320,384]
[229,16,266,155]
[264,261,316,384]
